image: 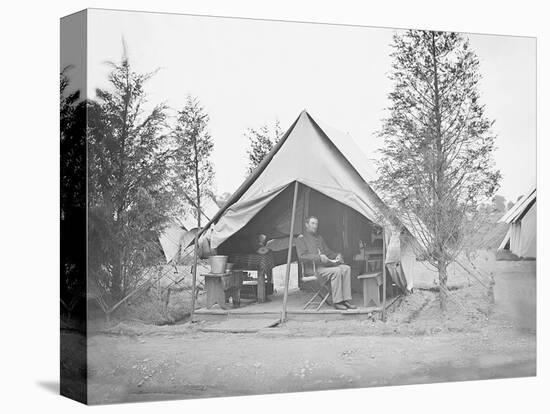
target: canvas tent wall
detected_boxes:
[159,221,188,263]
[498,188,536,259]
[196,111,419,292]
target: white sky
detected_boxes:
[86,9,536,202]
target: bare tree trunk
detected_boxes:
[193,137,201,228]
[111,73,131,305]
[163,288,172,316]
[431,32,448,313]
[438,259,448,312]
[111,259,123,301]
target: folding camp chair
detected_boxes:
[300,258,331,310]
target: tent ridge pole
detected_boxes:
[282,181,300,322]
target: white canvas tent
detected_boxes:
[498,188,536,259]
[158,195,220,263]
[195,111,421,293]
[158,221,188,263]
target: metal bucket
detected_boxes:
[209,255,228,274]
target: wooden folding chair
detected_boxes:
[300,258,331,310]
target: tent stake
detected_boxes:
[282,181,300,322]
[190,230,200,322]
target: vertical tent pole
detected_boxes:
[382,227,387,322]
[190,230,200,322]
[282,181,300,322]
[298,187,311,290]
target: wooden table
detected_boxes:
[357,247,384,308]
[203,271,243,309]
[228,253,274,303]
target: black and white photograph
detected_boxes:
[5,0,550,411]
[57,8,539,405]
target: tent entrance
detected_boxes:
[203,182,399,320]
[217,183,385,273]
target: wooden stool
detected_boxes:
[203,271,243,309]
[357,272,382,308]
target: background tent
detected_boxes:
[159,195,220,263]
[197,111,420,292]
[498,188,536,259]
[158,221,188,263]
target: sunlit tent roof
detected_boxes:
[499,188,536,225]
[196,111,421,291]
[159,195,220,263]
[498,188,536,259]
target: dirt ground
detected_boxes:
[79,250,536,404]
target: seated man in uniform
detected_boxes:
[295,216,357,310]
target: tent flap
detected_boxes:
[210,184,291,248]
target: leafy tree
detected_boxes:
[245,120,283,174]
[60,66,87,319]
[377,30,501,311]
[173,96,214,228]
[87,50,175,300]
[60,66,85,222]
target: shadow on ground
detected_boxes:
[36,381,59,395]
